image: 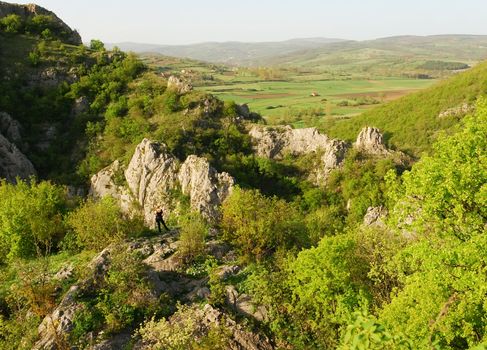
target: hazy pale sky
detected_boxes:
[22,0,487,44]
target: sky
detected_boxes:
[22,0,487,45]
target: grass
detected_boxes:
[199,78,435,124]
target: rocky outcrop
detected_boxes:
[124,139,179,223]
[438,103,474,119]
[0,1,82,45]
[178,155,234,221]
[0,112,23,147]
[354,127,390,155]
[167,75,193,94]
[249,125,349,182]
[363,206,388,227]
[90,138,234,224]
[89,160,134,214]
[0,133,36,183]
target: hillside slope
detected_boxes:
[323,60,487,156]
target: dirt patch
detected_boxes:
[332,89,420,101]
[237,93,296,99]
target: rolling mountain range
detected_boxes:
[108,35,487,68]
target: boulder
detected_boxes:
[124,139,179,224]
[89,160,133,214]
[167,75,193,94]
[438,103,474,119]
[354,127,390,155]
[178,155,234,221]
[0,133,36,183]
[363,206,388,227]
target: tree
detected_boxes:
[0,179,68,262]
[0,14,22,33]
[90,39,105,51]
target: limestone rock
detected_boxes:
[225,285,268,322]
[363,206,388,227]
[91,138,234,225]
[0,133,36,183]
[438,103,474,119]
[89,160,133,214]
[249,125,349,183]
[167,75,193,94]
[354,127,390,155]
[125,138,179,224]
[178,155,234,221]
[0,112,23,146]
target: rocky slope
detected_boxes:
[34,232,273,350]
[0,1,81,45]
[0,112,36,182]
[91,138,234,224]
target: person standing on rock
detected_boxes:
[155,206,170,233]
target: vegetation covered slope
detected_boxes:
[323,60,487,156]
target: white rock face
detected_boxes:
[90,138,233,225]
[89,160,133,214]
[354,127,390,155]
[125,139,179,223]
[249,125,349,183]
[179,155,234,221]
[0,133,36,183]
[167,75,193,94]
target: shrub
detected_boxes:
[178,212,208,264]
[65,197,130,251]
[221,187,306,261]
[0,179,68,262]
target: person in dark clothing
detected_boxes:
[155,207,170,233]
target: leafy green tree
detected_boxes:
[0,179,68,262]
[89,39,105,51]
[0,14,22,33]
[377,99,487,349]
[221,187,306,261]
[65,196,131,251]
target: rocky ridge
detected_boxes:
[0,1,81,45]
[249,124,395,183]
[90,138,234,224]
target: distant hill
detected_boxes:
[106,37,347,65]
[110,35,487,76]
[324,59,487,156]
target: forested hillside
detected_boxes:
[0,2,486,350]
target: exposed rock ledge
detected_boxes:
[0,133,36,183]
[90,138,234,224]
[249,125,394,183]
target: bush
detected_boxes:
[178,212,208,264]
[221,187,306,261]
[65,197,132,251]
[0,14,22,33]
[0,179,68,262]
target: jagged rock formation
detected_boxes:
[354,126,390,155]
[124,139,179,222]
[178,155,235,221]
[438,103,475,119]
[0,112,23,147]
[167,75,193,94]
[0,133,36,183]
[91,138,234,224]
[249,125,349,182]
[0,1,82,45]
[363,206,388,227]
